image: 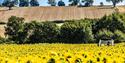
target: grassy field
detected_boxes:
[0,6,115,23]
[0,43,125,63]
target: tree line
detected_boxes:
[0,0,124,10]
[1,13,125,44]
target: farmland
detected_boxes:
[0,6,117,23]
[0,43,125,63]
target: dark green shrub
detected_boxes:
[5,16,27,44]
[95,29,125,43]
[60,20,94,43]
[94,13,125,33]
[94,13,125,43]
[0,37,6,44]
[114,30,125,43]
[95,29,114,42]
[0,37,14,44]
[27,21,60,43]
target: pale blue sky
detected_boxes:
[0,0,125,6]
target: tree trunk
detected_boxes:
[113,3,116,7]
[9,6,12,10]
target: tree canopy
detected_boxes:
[48,0,56,6]
[58,0,65,6]
[2,0,18,10]
[83,0,94,6]
[69,0,80,6]
[106,0,124,7]
[30,0,39,6]
[2,0,125,7]
[19,0,29,7]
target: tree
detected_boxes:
[68,0,94,6]
[5,16,27,44]
[28,22,59,43]
[83,0,94,7]
[60,20,94,43]
[11,0,19,6]
[100,2,104,7]
[19,0,29,7]
[48,0,56,6]
[30,0,39,6]
[0,3,2,7]
[93,13,125,34]
[2,0,17,10]
[95,29,114,41]
[58,0,65,6]
[106,0,123,7]
[69,0,80,6]
[114,30,125,42]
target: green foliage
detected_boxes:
[5,16,27,44]
[94,13,125,43]
[94,13,125,33]
[19,0,29,7]
[30,0,39,6]
[82,0,94,6]
[27,21,60,43]
[106,0,123,7]
[95,29,114,41]
[60,20,94,43]
[68,0,94,6]
[114,30,125,42]
[48,0,56,6]
[0,36,14,44]
[100,2,104,6]
[58,0,65,6]
[69,0,80,6]
[2,0,15,10]
[0,37,6,44]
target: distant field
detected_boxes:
[0,6,117,23]
[0,43,125,63]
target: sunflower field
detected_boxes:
[0,43,125,63]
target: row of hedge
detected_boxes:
[3,13,125,44]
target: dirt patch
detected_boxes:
[0,25,5,38]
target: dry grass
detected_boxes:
[0,6,117,23]
[0,25,5,38]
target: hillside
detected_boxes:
[0,6,118,22]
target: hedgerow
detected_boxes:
[4,13,125,44]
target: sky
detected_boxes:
[0,0,125,6]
